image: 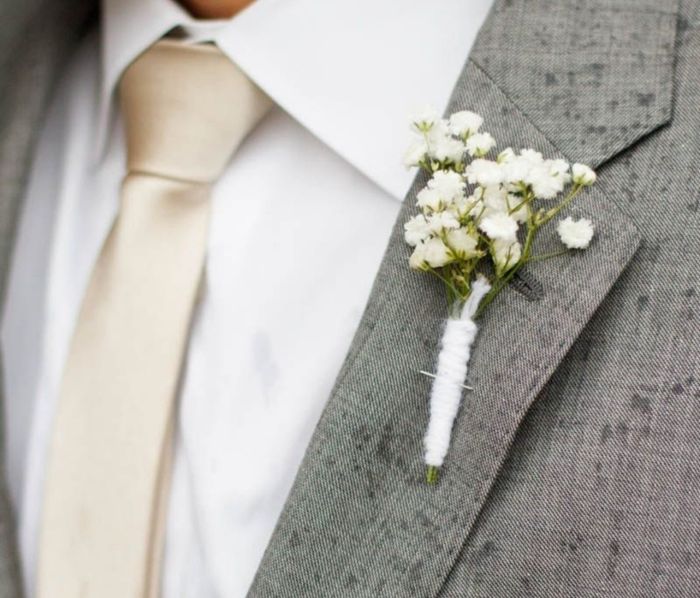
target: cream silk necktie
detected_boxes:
[37,40,271,597]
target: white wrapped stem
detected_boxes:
[424,277,491,468]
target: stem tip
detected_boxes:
[426,466,440,485]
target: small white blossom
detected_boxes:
[468,200,484,219]
[409,242,427,270]
[465,159,504,187]
[557,216,594,249]
[502,155,533,185]
[448,110,483,137]
[427,126,465,163]
[403,214,431,246]
[497,147,516,164]
[478,185,528,223]
[520,149,544,164]
[491,238,522,272]
[479,212,519,241]
[481,185,508,215]
[423,237,453,268]
[465,132,496,157]
[549,159,571,184]
[446,228,479,257]
[527,160,568,199]
[410,105,439,133]
[529,173,562,199]
[427,170,466,204]
[427,211,460,233]
[572,163,597,186]
[530,176,563,199]
[506,194,529,223]
[425,118,449,139]
[416,187,442,211]
[452,194,479,219]
[403,139,427,168]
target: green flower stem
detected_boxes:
[473,264,520,318]
[522,190,540,258]
[427,268,462,304]
[508,196,529,216]
[540,183,584,226]
[426,466,440,485]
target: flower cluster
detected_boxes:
[404,106,596,314]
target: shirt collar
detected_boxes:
[100,0,494,199]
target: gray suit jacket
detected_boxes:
[0,0,696,596]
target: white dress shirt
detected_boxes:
[0,0,493,595]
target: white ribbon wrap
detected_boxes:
[424,276,491,468]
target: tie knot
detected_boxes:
[119,40,272,183]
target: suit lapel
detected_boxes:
[250,1,678,596]
[469,0,678,169]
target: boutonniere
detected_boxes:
[403,107,597,484]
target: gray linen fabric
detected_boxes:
[0,0,697,596]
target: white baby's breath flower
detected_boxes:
[425,118,449,138]
[410,105,439,133]
[427,170,466,204]
[416,187,441,210]
[548,159,571,185]
[416,167,465,212]
[529,175,563,199]
[571,163,597,186]
[468,200,484,219]
[452,194,479,219]
[403,139,427,168]
[423,119,445,138]
[502,155,533,186]
[527,161,567,199]
[506,193,529,223]
[479,212,519,241]
[465,159,504,187]
[557,216,594,249]
[491,238,522,272]
[427,211,460,233]
[502,148,545,186]
[423,237,453,268]
[448,110,483,137]
[445,227,479,258]
[409,236,457,269]
[481,185,508,215]
[403,214,431,246]
[428,128,465,163]
[497,147,516,164]
[409,242,427,270]
[479,185,529,224]
[465,132,496,157]
[520,149,544,164]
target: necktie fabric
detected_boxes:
[37,40,271,597]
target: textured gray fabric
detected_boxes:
[0,1,96,596]
[470,0,678,167]
[250,0,700,596]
